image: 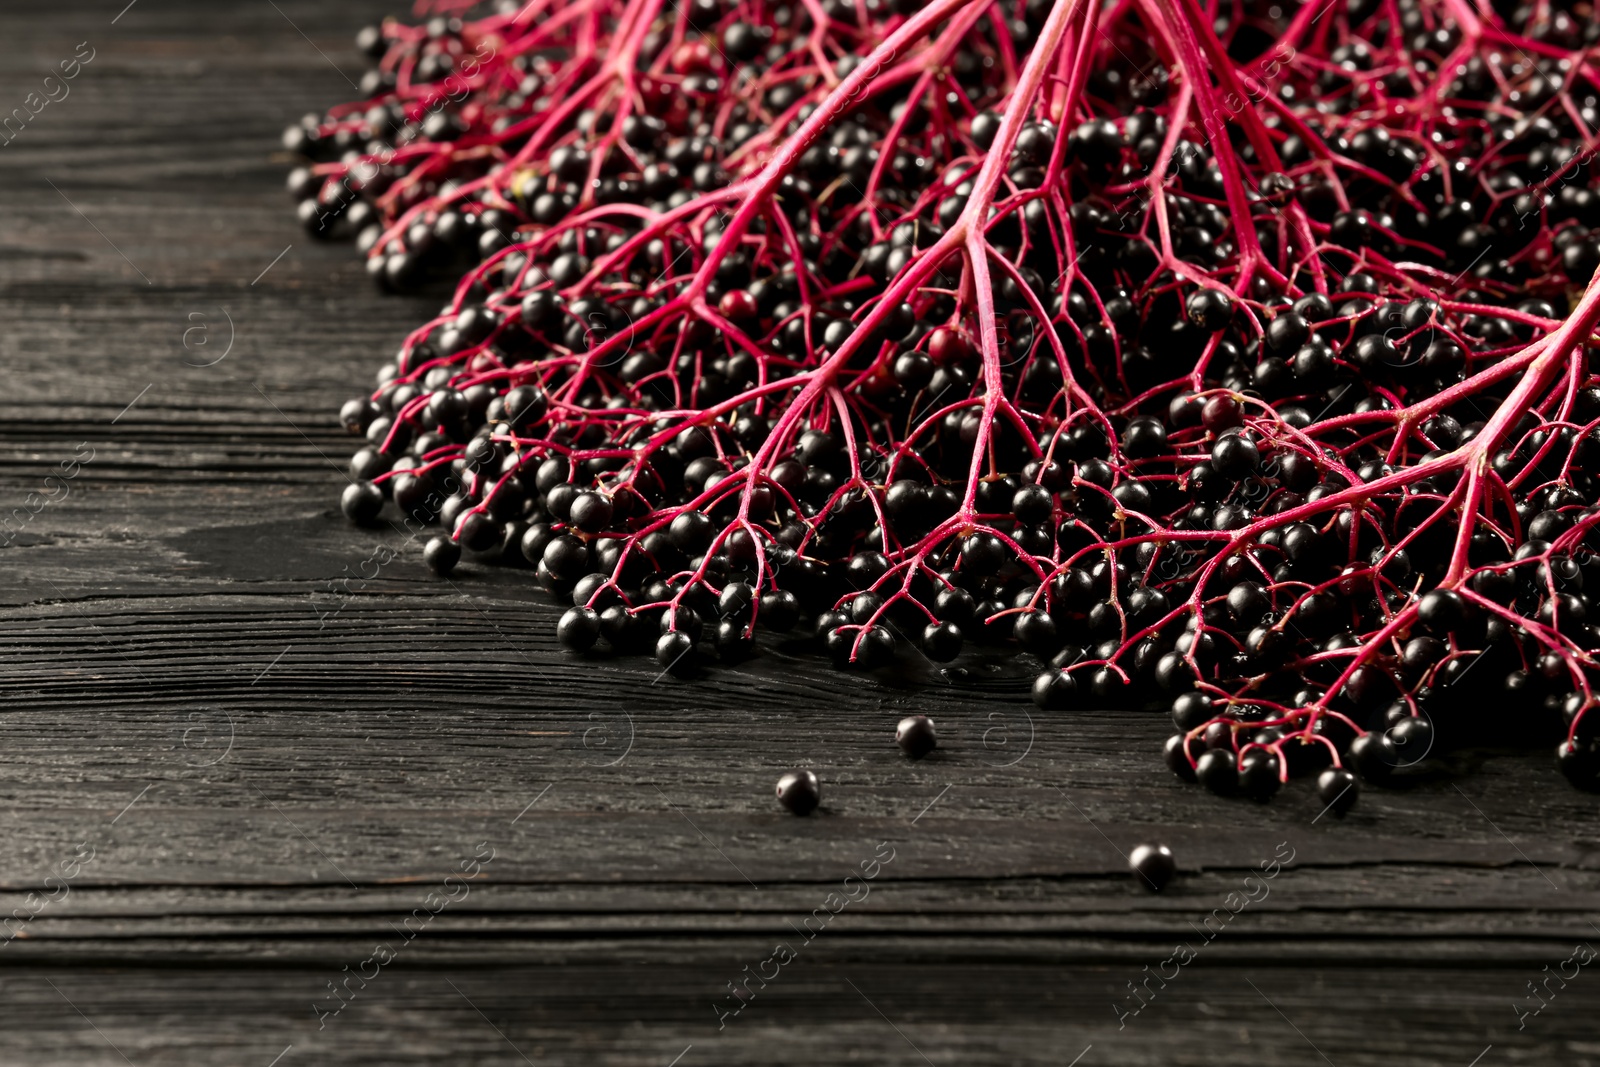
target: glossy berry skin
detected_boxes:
[662,605,704,643]
[654,630,695,675]
[775,769,821,815]
[854,625,895,668]
[935,586,977,625]
[1238,750,1282,800]
[717,288,758,325]
[1032,669,1078,709]
[1195,749,1238,796]
[721,21,768,60]
[519,523,553,565]
[1265,311,1310,352]
[1164,734,1198,781]
[821,624,852,666]
[1385,716,1434,766]
[570,573,616,611]
[1557,740,1600,790]
[927,326,971,363]
[1200,394,1244,432]
[893,350,934,389]
[341,480,384,524]
[960,531,1007,575]
[1417,589,1466,632]
[1121,416,1168,459]
[569,491,614,532]
[1011,483,1054,525]
[503,385,547,428]
[349,447,392,483]
[714,618,755,661]
[457,511,503,552]
[1128,843,1177,891]
[599,604,637,649]
[850,591,885,625]
[543,535,590,582]
[423,535,460,576]
[758,590,800,631]
[1171,692,1213,731]
[1316,768,1359,815]
[668,510,714,553]
[922,620,963,661]
[340,397,381,434]
[720,582,756,620]
[895,715,937,759]
[557,606,601,651]
[1210,432,1260,480]
[1347,732,1395,782]
[1014,611,1058,655]
[1185,288,1233,331]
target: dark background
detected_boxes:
[0,2,1596,1063]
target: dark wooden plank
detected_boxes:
[0,961,1560,1066]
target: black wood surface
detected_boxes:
[2,2,1598,1063]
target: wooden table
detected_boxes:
[1,3,1595,1063]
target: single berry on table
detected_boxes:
[776,770,821,815]
[1129,844,1177,891]
[895,715,938,760]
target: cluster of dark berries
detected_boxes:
[300,0,1600,808]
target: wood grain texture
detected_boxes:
[0,1,1596,1063]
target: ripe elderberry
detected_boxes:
[895,715,938,760]
[776,770,821,815]
[1128,843,1177,891]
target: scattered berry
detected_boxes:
[1128,844,1177,891]
[895,715,937,760]
[776,770,821,816]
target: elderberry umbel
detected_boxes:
[303,0,1600,806]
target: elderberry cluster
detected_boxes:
[299,0,1600,808]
